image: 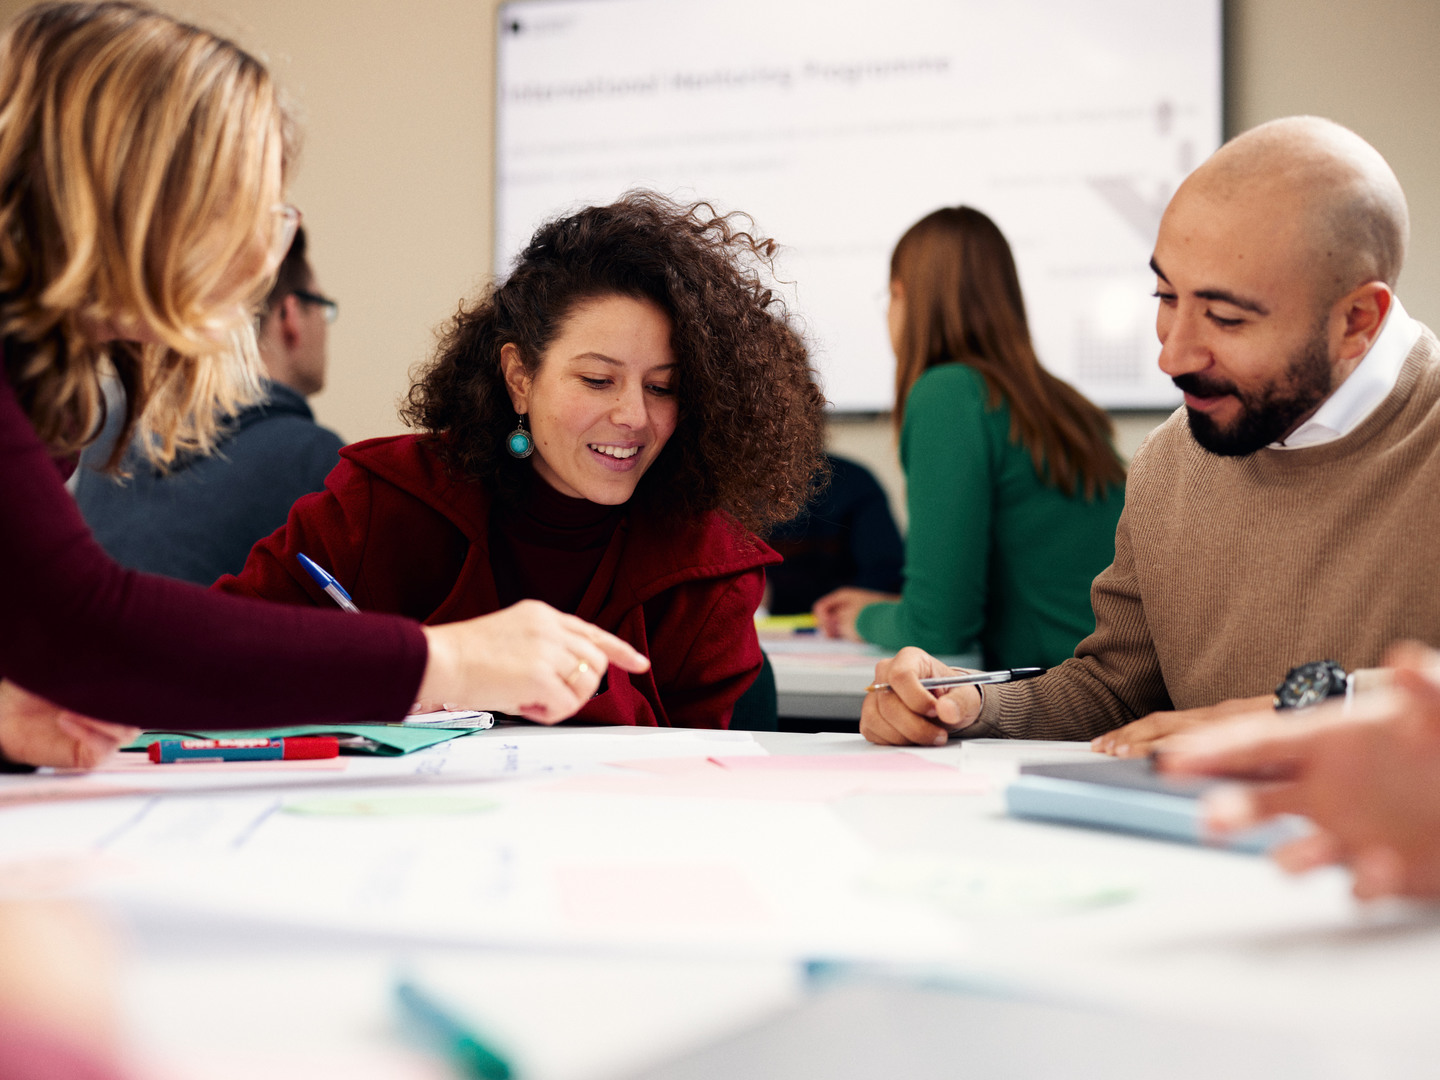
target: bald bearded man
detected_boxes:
[863,116,1440,749]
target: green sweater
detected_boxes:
[856,363,1124,668]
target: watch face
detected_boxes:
[1276,660,1347,709]
[1286,671,1331,708]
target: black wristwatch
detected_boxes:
[1273,660,1350,710]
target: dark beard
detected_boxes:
[1177,332,1334,457]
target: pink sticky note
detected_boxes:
[556,862,774,925]
[544,770,868,801]
[606,757,716,776]
[544,758,989,801]
[0,782,147,807]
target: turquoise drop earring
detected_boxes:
[506,414,534,459]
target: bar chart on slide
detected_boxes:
[495,0,1222,411]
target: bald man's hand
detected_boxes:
[861,647,984,746]
[1161,642,1440,900]
[1091,695,1272,757]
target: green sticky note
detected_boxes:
[863,855,1139,916]
[124,724,476,756]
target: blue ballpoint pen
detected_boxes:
[297,552,360,613]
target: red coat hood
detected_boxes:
[341,435,779,605]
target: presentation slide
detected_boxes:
[495,0,1222,411]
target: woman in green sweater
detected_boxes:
[813,207,1126,668]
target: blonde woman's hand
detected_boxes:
[0,681,140,769]
[418,600,650,724]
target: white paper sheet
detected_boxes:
[95,784,970,963]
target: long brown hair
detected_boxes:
[0,1,291,468]
[890,207,1124,499]
[403,192,827,534]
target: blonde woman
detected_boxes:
[0,1,646,770]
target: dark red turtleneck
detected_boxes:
[489,470,623,613]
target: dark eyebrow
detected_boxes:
[570,352,676,371]
[1194,289,1270,317]
[1148,256,1270,316]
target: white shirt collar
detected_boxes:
[1272,296,1421,449]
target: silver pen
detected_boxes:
[866,666,1046,693]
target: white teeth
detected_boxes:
[590,444,639,459]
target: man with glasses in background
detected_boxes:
[75,227,345,586]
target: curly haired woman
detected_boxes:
[218,193,828,728]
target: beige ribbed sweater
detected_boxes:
[970,328,1440,741]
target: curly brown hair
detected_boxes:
[403,192,828,534]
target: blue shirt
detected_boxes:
[74,382,343,586]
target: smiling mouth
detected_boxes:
[1173,375,1240,415]
[1182,391,1231,411]
[589,443,640,460]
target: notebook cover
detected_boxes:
[1005,758,1306,854]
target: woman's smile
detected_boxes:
[589,441,642,463]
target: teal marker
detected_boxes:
[395,979,512,1080]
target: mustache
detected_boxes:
[1172,373,1240,399]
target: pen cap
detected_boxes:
[283,736,340,760]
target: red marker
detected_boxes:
[148,737,340,764]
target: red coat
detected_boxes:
[216,435,778,728]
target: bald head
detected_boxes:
[1181,117,1408,304]
[1152,118,1411,457]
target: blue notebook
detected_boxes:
[1005,758,1306,854]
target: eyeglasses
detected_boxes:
[293,288,339,324]
[269,204,302,268]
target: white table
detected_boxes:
[762,636,885,720]
[3,727,1437,1079]
[761,635,978,722]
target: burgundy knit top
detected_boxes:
[0,360,427,731]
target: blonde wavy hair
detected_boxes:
[0,1,292,468]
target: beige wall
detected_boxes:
[4,0,1438,521]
